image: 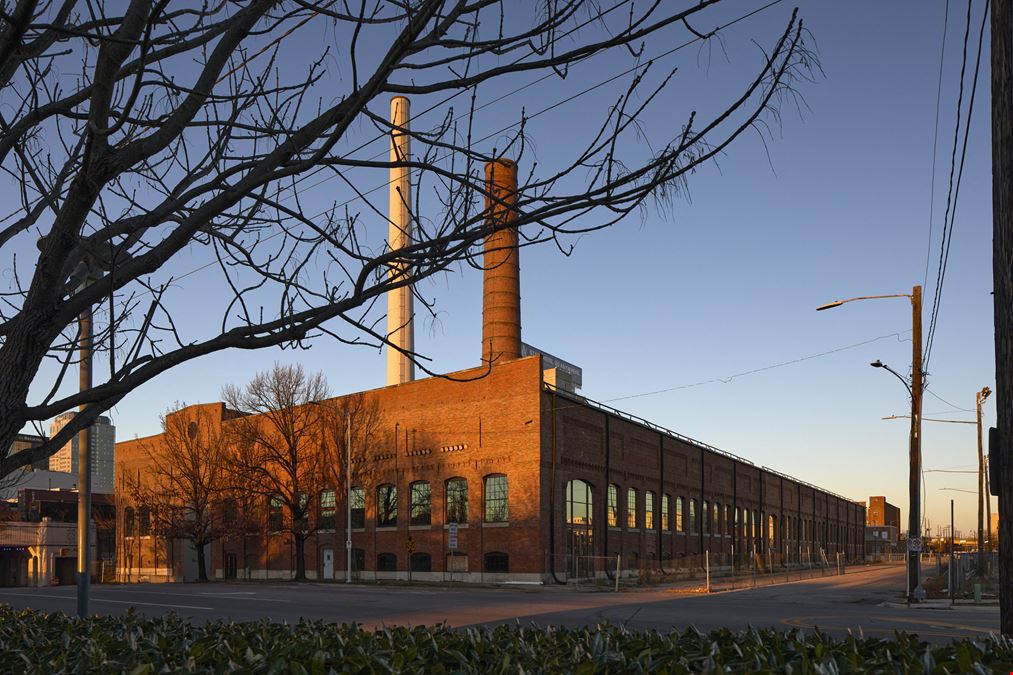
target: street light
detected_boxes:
[817,285,923,603]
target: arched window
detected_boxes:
[124,506,135,537]
[376,553,397,572]
[768,514,777,547]
[566,480,593,526]
[713,502,720,536]
[410,552,431,572]
[446,477,468,524]
[645,491,655,530]
[626,488,637,529]
[377,484,397,527]
[676,496,684,532]
[689,499,696,533]
[753,510,759,539]
[484,552,509,573]
[734,507,740,539]
[607,484,619,527]
[662,494,670,531]
[725,505,732,536]
[702,500,709,535]
[484,475,508,523]
[410,481,431,526]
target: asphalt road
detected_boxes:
[0,562,999,641]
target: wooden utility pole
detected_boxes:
[991,0,1013,637]
[909,285,924,603]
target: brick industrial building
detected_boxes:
[115,154,865,583]
[865,496,901,531]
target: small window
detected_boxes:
[484,551,509,573]
[268,495,283,531]
[410,481,431,526]
[350,487,365,529]
[645,491,655,530]
[607,484,619,527]
[124,506,135,537]
[676,497,684,532]
[410,552,432,572]
[484,475,508,523]
[319,489,336,530]
[138,506,152,536]
[377,553,397,572]
[689,499,696,533]
[626,488,637,529]
[725,505,731,536]
[351,548,365,572]
[702,500,709,535]
[377,484,397,527]
[713,502,720,536]
[446,478,468,524]
[662,494,670,531]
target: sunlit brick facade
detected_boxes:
[114,355,865,583]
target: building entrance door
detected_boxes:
[322,548,334,580]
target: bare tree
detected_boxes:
[224,363,329,580]
[0,1,817,478]
[125,403,231,581]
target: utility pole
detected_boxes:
[991,0,1013,637]
[909,284,924,602]
[977,387,992,575]
[77,303,92,618]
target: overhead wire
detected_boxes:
[923,0,951,290]
[924,0,989,369]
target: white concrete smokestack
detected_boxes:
[386,96,415,385]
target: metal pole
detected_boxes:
[909,284,924,602]
[951,499,955,605]
[77,305,92,618]
[345,413,352,584]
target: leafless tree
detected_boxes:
[125,403,231,581]
[0,1,817,478]
[224,363,329,580]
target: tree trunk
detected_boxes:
[294,533,307,580]
[196,540,209,582]
[991,0,1013,638]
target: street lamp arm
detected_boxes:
[816,293,913,311]
[875,362,913,397]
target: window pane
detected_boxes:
[662,494,670,531]
[446,478,468,524]
[676,497,683,533]
[689,499,696,533]
[566,480,593,526]
[702,500,709,534]
[484,475,508,523]
[645,491,655,530]
[607,484,618,527]
[626,488,637,529]
[377,484,397,527]
[410,481,431,526]
[350,487,365,529]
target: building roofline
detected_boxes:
[544,383,861,506]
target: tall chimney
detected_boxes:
[386,96,415,385]
[482,158,521,365]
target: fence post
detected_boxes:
[615,554,621,593]
[705,550,711,593]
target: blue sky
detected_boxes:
[19,2,995,535]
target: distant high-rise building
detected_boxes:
[48,413,115,493]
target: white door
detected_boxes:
[322,548,334,580]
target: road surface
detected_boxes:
[0,562,998,640]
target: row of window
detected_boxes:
[270,475,509,530]
[569,480,860,546]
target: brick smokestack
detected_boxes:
[482,159,521,365]
[386,95,414,385]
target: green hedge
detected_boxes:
[0,606,1010,673]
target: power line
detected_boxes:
[925,0,989,368]
[923,0,951,290]
[603,330,911,403]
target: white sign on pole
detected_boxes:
[908,537,922,552]
[448,523,459,550]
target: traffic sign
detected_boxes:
[908,537,922,552]
[404,536,416,554]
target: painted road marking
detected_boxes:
[0,591,213,611]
